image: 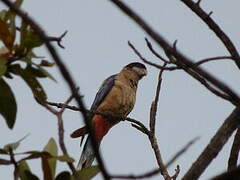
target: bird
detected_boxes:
[71,62,147,170]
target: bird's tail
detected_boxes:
[76,136,100,170]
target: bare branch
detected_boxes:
[196,0,202,6]
[42,95,76,174]
[9,148,18,180]
[110,0,240,107]
[150,64,166,135]
[128,41,179,71]
[111,137,198,179]
[47,30,68,49]
[145,38,170,64]
[180,0,240,69]
[228,128,240,170]
[211,166,240,180]
[166,137,200,167]
[182,108,240,180]
[194,56,234,66]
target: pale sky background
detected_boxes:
[1,0,240,179]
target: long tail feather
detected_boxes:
[77,136,99,170]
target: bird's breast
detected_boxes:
[97,80,136,118]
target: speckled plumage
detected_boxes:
[71,62,147,170]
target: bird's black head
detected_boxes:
[125,62,147,70]
[125,62,147,79]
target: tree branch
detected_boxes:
[194,56,234,66]
[180,0,240,69]
[228,127,240,170]
[110,0,240,107]
[111,137,199,179]
[128,41,179,71]
[182,108,240,180]
[211,166,240,180]
[46,30,67,49]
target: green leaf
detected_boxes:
[36,66,56,82]
[4,134,29,151]
[39,60,55,67]
[43,138,58,180]
[27,65,47,78]
[20,16,43,50]
[0,148,7,154]
[19,161,40,180]
[0,59,7,77]
[0,10,7,20]
[55,171,71,180]
[76,166,100,180]
[0,18,14,50]
[56,155,74,163]
[24,171,39,180]
[9,65,47,102]
[0,158,11,165]
[0,78,17,129]
[19,161,30,180]
[14,0,24,8]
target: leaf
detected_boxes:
[20,17,43,50]
[56,155,74,163]
[24,171,40,180]
[19,161,30,180]
[0,59,7,77]
[40,60,55,67]
[36,65,56,82]
[21,67,47,102]
[14,0,24,8]
[19,151,50,162]
[0,10,7,20]
[76,166,100,180]
[0,158,11,165]
[0,19,14,50]
[0,148,7,154]
[4,134,29,151]
[42,138,58,180]
[27,66,47,78]
[0,78,17,129]
[55,171,71,180]
[9,65,47,102]
[18,160,40,180]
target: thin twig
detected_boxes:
[145,38,170,64]
[0,1,110,179]
[9,148,18,180]
[128,41,179,71]
[194,56,233,66]
[111,137,199,179]
[150,63,166,135]
[166,137,200,167]
[46,101,79,111]
[47,30,68,49]
[42,95,76,174]
[228,127,240,170]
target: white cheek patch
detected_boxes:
[132,67,147,77]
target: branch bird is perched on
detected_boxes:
[71,62,147,170]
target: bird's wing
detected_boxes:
[90,74,116,111]
[70,74,116,140]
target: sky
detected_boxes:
[1,0,240,179]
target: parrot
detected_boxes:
[71,62,147,170]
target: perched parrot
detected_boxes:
[71,62,147,170]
